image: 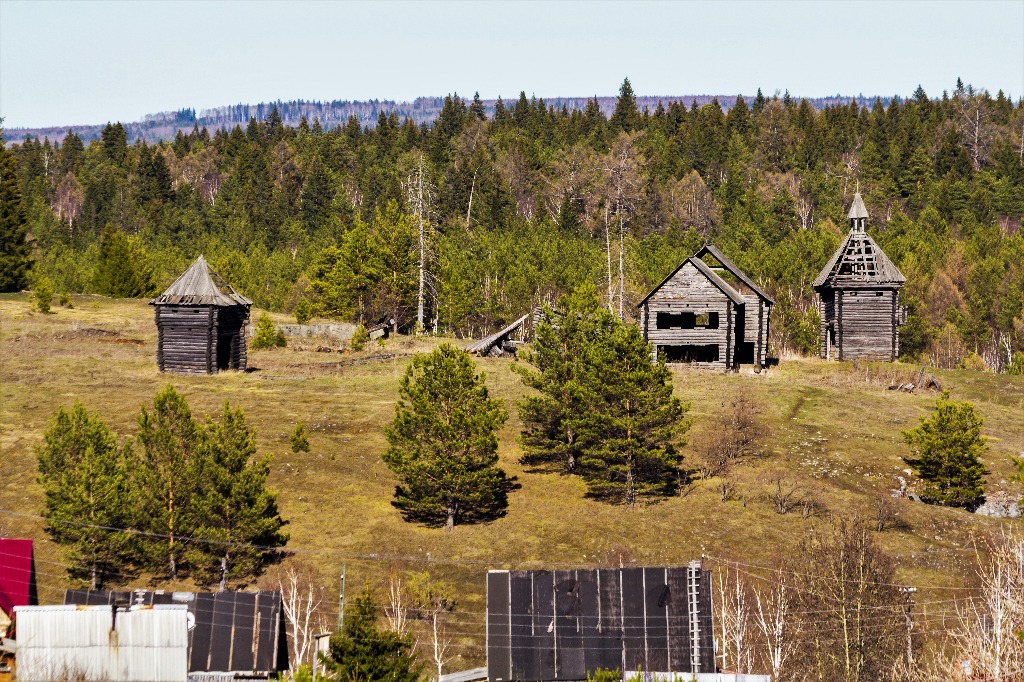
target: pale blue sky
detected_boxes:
[1,0,1022,129]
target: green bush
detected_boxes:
[350,323,369,352]
[294,298,313,325]
[290,422,310,453]
[960,352,987,372]
[59,292,73,308]
[251,312,286,349]
[34,278,54,314]
[1007,352,1024,376]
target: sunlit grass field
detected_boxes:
[2,293,1023,667]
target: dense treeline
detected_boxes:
[5,78,1024,369]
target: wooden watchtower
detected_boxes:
[151,256,252,374]
[813,193,907,362]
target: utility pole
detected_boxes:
[337,563,347,631]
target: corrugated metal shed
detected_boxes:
[65,590,288,676]
[14,604,188,682]
[0,539,37,619]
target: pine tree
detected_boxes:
[902,391,987,508]
[0,133,31,291]
[251,312,286,349]
[574,317,687,505]
[290,422,311,453]
[191,403,287,585]
[37,403,136,588]
[383,344,513,530]
[133,385,206,578]
[325,589,422,682]
[610,78,641,133]
[515,285,606,473]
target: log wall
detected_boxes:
[818,287,900,362]
[155,304,249,375]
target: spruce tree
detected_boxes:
[902,391,987,508]
[0,132,31,291]
[191,403,287,585]
[37,403,136,588]
[325,589,421,682]
[383,344,513,529]
[92,225,156,297]
[610,78,641,132]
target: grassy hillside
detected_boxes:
[2,293,1023,667]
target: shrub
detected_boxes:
[290,422,310,453]
[294,298,313,325]
[350,323,369,351]
[34,278,54,314]
[59,291,73,308]
[1007,352,1024,376]
[251,312,286,349]
[960,352,987,372]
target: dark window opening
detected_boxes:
[662,345,720,363]
[656,312,718,329]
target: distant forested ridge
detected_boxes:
[11,93,888,145]
[6,79,1024,371]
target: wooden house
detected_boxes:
[638,244,774,370]
[813,194,907,362]
[151,256,252,375]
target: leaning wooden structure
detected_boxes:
[638,244,774,370]
[151,256,252,374]
[813,193,907,362]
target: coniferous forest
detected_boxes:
[4,78,1024,370]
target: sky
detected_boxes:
[1,0,1023,130]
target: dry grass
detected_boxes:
[2,293,1024,667]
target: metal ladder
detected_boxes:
[687,563,702,672]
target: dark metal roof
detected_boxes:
[694,244,775,304]
[152,256,252,307]
[65,589,288,675]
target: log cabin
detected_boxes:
[151,256,252,374]
[813,193,907,362]
[638,244,774,370]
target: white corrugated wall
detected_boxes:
[15,605,188,682]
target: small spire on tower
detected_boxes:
[848,192,868,232]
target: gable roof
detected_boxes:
[0,539,37,618]
[639,244,768,307]
[694,244,775,304]
[152,256,252,307]
[812,230,906,288]
[65,589,288,674]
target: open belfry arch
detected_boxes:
[813,193,907,362]
[151,255,252,375]
[638,244,774,370]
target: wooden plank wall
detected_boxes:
[838,289,898,361]
[644,262,734,369]
[156,305,216,374]
[217,307,249,370]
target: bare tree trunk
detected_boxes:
[416,154,426,333]
[618,206,625,320]
[431,611,451,680]
[605,205,613,312]
[466,170,477,229]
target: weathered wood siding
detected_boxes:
[644,262,734,369]
[825,288,900,362]
[155,305,216,374]
[155,304,249,374]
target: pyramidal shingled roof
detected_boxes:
[152,256,251,307]
[814,197,905,287]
